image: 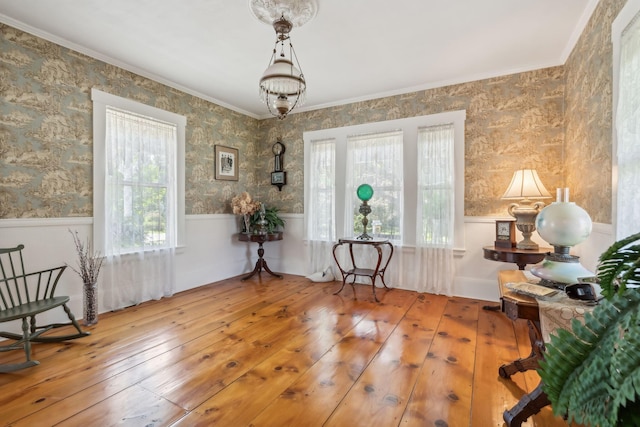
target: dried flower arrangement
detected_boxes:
[67,230,104,325]
[231,192,261,233]
[231,192,261,216]
[231,192,285,234]
[68,229,104,286]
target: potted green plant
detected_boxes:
[538,231,640,427]
[249,205,285,234]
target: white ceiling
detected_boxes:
[0,0,599,119]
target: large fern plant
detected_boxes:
[538,232,640,426]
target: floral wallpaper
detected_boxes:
[564,0,626,224]
[1,23,259,218]
[0,0,623,221]
[261,0,623,222]
[259,67,566,216]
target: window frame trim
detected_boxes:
[91,88,186,252]
[612,0,640,239]
[303,110,466,249]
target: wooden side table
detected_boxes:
[498,270,550,427]
[238,232,283,281]
[483,246,551,270]
[332,238,394,302]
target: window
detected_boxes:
[346,131,403,240]
[106,107,176,250]
[303,110,465,247]
[92,89,186,254]
[92,89,185,310]
[307,138,336,242]
[417,124,455,246]
[303,111,465,295]
[613,0,640,239]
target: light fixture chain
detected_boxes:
[289,41,304,77]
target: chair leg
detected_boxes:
[0,317,40,373]
[64,303,91,337]
[28,304,90,343]
[23,316,32,363]
[1,305,90,343]
[30,314,37,335]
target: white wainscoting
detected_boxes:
[0,215,282,334]
[0,215,614,334]
[278,215,614,303]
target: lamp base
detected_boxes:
[516,237,538,251]
[531,254,593,285]
[357,200,373,240]
[508,201,546,251]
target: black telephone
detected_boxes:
[565,283,598,302]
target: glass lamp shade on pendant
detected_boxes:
[258,14,306,120]
[259,58,306,119]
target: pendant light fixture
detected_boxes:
[250,0,317,120]
[259,15,305,119]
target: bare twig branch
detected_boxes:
[67,229,104,286]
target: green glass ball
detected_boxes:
[356,184,374,202]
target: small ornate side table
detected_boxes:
[238,232,283,281]
[332,238,394,302]
[483,245,551,270]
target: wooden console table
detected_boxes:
[484,246,551,270]
[332,238,393,302]
[238,232,283,281]
[498,270,550,427]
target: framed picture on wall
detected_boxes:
[214,145,238,181]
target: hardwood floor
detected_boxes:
[0,274,572,426]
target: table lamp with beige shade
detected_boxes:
[501,169,552,250]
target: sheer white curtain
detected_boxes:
[414,124,455,295]
[305,138,336,274]
[345,131,403,240]
[616,11,640,240]
[338,131,403,280]
[303,112,465,293]
[101,107,177,310]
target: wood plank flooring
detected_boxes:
[0,274,573,426]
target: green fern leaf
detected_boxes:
[539,290,640,427]
[597,233,640,299]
